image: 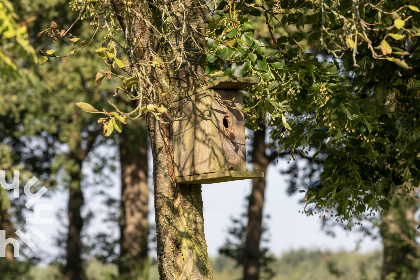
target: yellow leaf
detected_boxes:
[407,5,420,12]
[111,112,127,124]
[105,121,114,136]
[282,115,292,131]
[380,40,392,55]
[38,56,48,66]
[393,58,412,69]
[114,58,125,68]
[394,19,405,29]
[388,33,405,40]
[346,38,356,49]
[75,102,98,113]
[46,49,55,55]
[112,119,122,133]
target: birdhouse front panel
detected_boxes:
[173,77,264,184]
[173,88,246,178]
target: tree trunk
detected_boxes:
[380,188,419,280]
[110,0,214,278]
[243,124,270,280]
[147,111,213,280]
[119,125,149,277]
[64,159,85,280]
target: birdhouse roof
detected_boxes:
[205,77,260,90]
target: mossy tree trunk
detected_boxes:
[111,1,214,279]
[119,124,149,277]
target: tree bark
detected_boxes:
[380,188,419,280]
[147,111,213,280]
[243,124,270,280]
[110,1,214,278]
[119,125,149,277]
[64,159,85,280]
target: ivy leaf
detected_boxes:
[271,62,283,69]
[394,19,405,29]
[242,21,255,31]
[241,32,255,47]
[207,53,217,63]
[232,61,250,77]
[254,59,268,71]
[76,102,99,113]
[216,45,234,60]
[227,28,239,38]
[346,38,356,49]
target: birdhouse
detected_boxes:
[173,77,264,184]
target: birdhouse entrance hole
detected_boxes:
[173,77,265,184]
[223,116,229,128]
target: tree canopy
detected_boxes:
[56,0,420,221]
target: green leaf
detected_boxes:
[46,49,55,55]
[254,59,268,71]
[232,61,250,77]
[241,32,255,47]
[216,45,234,59]
[348,100,360,115]
[326,96,342,109]
[76,102,98,112]
[114,58,125,68]
[346,38,356,49]
[271,62,283,69]
[394,19,405,29]
[282,114,292,130]
[379,199,391,211]
[107,52,115,58]
[388,33,405,40]
[227,28,239,38]
[242,21,255,31]
[207,53,217,63]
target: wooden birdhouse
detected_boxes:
[173,77,264,184]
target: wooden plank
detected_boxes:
[211,89,246,172]
[174,171,265,184]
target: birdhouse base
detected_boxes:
[174,171,264,185]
